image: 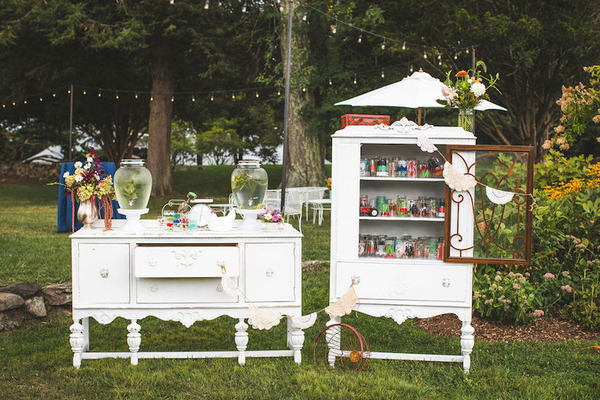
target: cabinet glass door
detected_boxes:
[444,145,534,265]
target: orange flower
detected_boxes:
[456,70,468,78]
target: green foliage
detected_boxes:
[534,150,593,188]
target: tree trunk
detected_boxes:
[147,31,174,198]
[280,3,327,188]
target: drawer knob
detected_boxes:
[149,259,157,267]
[99,269,109,279]
[351,275,361,285]
[442,278,451,288]
[150,285,159,293]
[216,284,224,292]
[266,269,274,277]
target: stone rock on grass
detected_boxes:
[43,283,72,306]
[25,296,47,318]
[0,292,25,311]
[0,309,24,331]
[0,282,40,298]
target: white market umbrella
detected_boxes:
[335,70,506,124]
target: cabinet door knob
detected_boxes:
[351,275,361,285]
[266,269,274,277]
[99,269,109,279]
[150,285,159,293]
[149,259,157,267]
[442,278,451,288]
[216,284,224,292]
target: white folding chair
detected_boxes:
[304,187,327,221]
[283,190,303,234]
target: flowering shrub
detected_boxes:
[258,205,283,224]
[473,266,573,325]
[439,61,499,110]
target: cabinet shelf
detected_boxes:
[360,177,445,182]
[359,216,444,222]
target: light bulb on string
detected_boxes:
[116,91,119,99]
[381,39,386,50]
[204,0,209,10]
[381,69,385,78]
[328,78,332,85]
[278,1,283,12]
[402,41,406,50]
[255,92,259,98]
[302,86,306,92]
[39,97,43,102]
[53,93,57,97]
[410,64,414,73]
[171,96,174,102]
[23,100,27,105]
[302,12,307,21]
[277,90,281,96]
[82,90,86,95]
[150,96,154,101]
[358,33,362,43]
[170,0,174,4]
[353,74,357,84]
[192,95,196,102]
[454,51,458,60]
[135,92,139,99]
[98,89,102,98]
[232,92,235,99]
[332,21,337,34]
[12,102,15,106]
[210,93,214,101]
[242,2,247,13]
[423,49,427,59]
[438,53,442,66]
[68,88,71,94]
[466,47,470,54]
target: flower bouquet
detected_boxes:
[57,148,116,231]
[258,205,284,230]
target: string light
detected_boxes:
[98,89,102,97]
[402,41,406,50]
[466,47,470,54]
[381,69,385,78]
[171,96,174,102]
[150,95,154,101]
[210,93,214,101]
[12,102,16,106]
[204,0,209,10]
[83,90,86,95]
[437,53,442,66]
[329,78,332,85]
[302,86,306,92]
[255,91,259,98]
[410,64,414,73]
[241,2,247,13]
[23,100,27,105]
[332,21,337,34]
[423,49,427,59]
[39,97,43,102]
[454,51,458,60]
[232,92,235,99]
[115,91,119,99]
[67,88,71,94]
[135,92,139,99]
[302,12,307,21]
[381,39,386,50]
[53,93,56,97]
[277,90,281,96]
[192,95,196,102]
[358,33,362,43]
[353,74,357,84]
[278,1,283,12]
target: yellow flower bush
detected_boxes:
[543,162,600,200]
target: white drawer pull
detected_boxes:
[99,269,109,279]
[351,275,361,285]
[150,285,159,293]
[149,259,157,267]
[266,269,274,277]
[216,284,224,292]
[442,278,451,288]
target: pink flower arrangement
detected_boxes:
[258,205,283,224]
[543,273,555,279]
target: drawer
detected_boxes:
[137,278,238,303]
[135,245,239,278]
[245,243,296,302]
[335,262,469,303]
[78,243,130,304]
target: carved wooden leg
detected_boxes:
[127,319,141,366]
[69,319,85,369]
[460,320,475,374]
[326,317,341,368]
[235,319,249,365]
[287,316,305,364]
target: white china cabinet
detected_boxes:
[329,122,533,373]
[69,221,305,368]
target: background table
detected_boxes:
[57,162,123,233]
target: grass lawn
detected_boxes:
[0,166,599,399]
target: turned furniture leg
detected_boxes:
[287,316,305,364]
[82,317,90,351]
[70,319,86,369]
[460,319,475,374]
[127,319,142,366]
[235,319,249,365]
[326,317,341,368]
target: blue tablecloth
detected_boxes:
[57,162,123,232]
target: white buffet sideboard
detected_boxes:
[69,220,304,368]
